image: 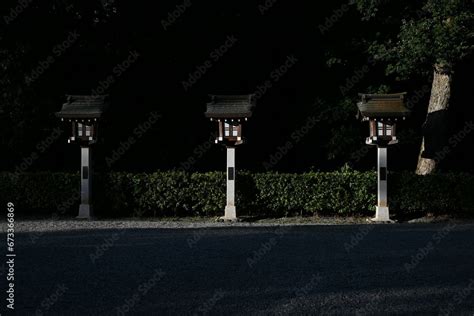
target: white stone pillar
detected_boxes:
[374,146,390,222]
[224,146,237,220]
[78,146,93,219]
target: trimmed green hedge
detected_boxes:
[1,170,473,217]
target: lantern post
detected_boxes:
[226,146,236,218]
[56,95,109,219]
[357,93,410,222]
[205,94,256,221]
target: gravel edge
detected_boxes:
[2,216,473,233]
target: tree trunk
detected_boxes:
[416,63,452,175]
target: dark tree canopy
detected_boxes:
[354,0,474,76]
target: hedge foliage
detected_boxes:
[1,170,473,217]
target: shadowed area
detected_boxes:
[8,224,474,315]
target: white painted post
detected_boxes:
[374,146,391,222]
[224,146,237,220]
[78,146,93,219]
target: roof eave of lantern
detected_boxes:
[56,94,109,120]
[208,93,256,103]
[55,112,103,119]
[204,113,252,119]
[357,92,410,122]
[205,94,256,120]
[358,92,407,101]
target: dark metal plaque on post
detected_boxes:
[228,167,235,180]
[82,166,89,179]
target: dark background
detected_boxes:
[1,0,472,173]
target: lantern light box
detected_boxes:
[205,94,256,220]
[357,93,410,222]
[358,93,410,146]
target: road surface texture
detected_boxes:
[5,223,474,315]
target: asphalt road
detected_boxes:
[5,223,474,315]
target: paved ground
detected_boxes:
[3,222,474,315]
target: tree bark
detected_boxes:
[416,63,452,175]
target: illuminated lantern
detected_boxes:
[357,93,410,222]
[205,94,256,220]
[56,95,109,219]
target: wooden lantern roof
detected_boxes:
[357,93,410,120]
[56,95,109,120]
[205,94,256,119]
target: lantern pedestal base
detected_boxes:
[369,206,394,223]
[77,204,93,219]
[221,206,237,221]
